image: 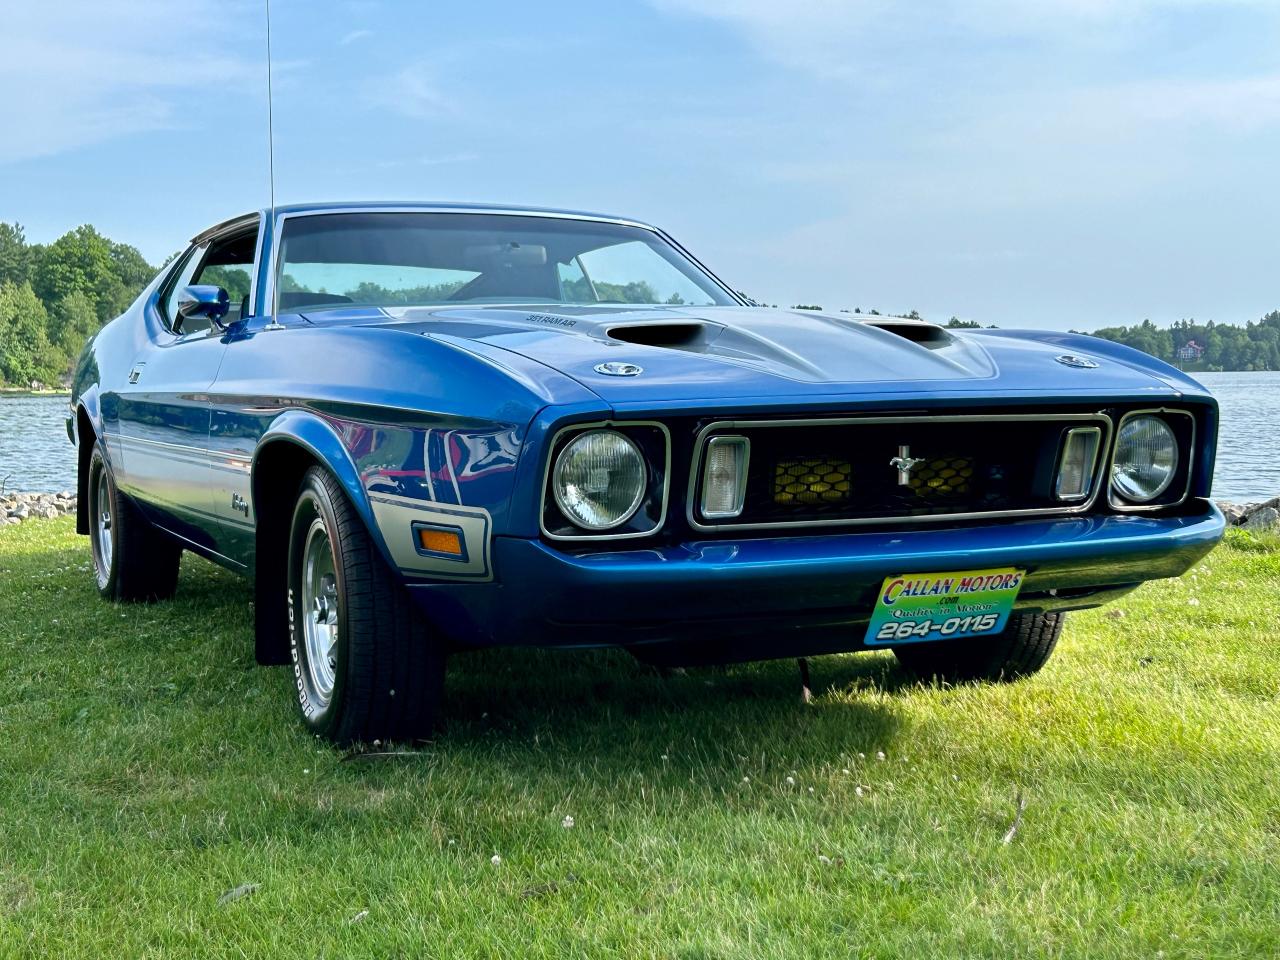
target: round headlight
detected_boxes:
[1112,415,1178,503]
[553,430,647,530]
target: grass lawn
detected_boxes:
[1,518,1278,958]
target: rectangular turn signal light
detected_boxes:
[413,523,465,559]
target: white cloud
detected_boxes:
[930,71,1280,195]
[652,0,1280,74]
[652,0,1280,203]
[0,1,262,164]
[373,151,479,169]
[365,63,457,118]
[1091,73,1280,132]
[339,28,374,45]
[648,0,881,78]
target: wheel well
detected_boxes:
[75,407,96,535]
[251,440,320,666]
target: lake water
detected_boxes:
[1195,372,1279,503]
[1,372,1277,501]
[0,396,75,495]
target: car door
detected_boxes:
[114,224,258,559]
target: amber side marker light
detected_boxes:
[412,522,467,561]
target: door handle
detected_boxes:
[127,363,145,384]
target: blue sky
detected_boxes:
[2,0,1279,329]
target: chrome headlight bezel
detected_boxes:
[552,430,646,531]
[541,422,671,540]
[1108,409,1196,511]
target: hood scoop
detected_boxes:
[605,321,720,352]
[860,319,955,350]
[600,314,990,381]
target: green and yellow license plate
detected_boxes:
[865,567,1025,646]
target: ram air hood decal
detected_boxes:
[302,304,1185,405]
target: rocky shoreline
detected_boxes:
[3,490,1277,532]
[1217,498,1280,532]
[2,491,78,525]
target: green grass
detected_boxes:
[1,519,1278,958]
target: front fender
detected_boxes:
[254,409,394,571]
[252,409,498,584]
[71,388,104,535]
[973,328,1214,396]
[73,386,102,448]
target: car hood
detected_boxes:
[299,304,1196,408]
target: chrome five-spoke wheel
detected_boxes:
[286,465,446,743]
[301,518,339,708]
[84,439,181,602]
[95,467,114,576]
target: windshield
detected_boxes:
[274,212,735,313]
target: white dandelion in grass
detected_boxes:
[490,854,502,866]
[817,854,832,865]
[561,815,575,829]
[855,786,865,798]
[876,751,886,761]
[785,776,796,786]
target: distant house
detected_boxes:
[1176,340,1205,362]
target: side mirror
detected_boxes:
[175,285,230,329]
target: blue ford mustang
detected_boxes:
[68,202,1224,743]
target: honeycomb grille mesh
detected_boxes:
[773,458,853,504]
[908,456,974,499]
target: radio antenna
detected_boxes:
[265,0,277,217]
[263,0,285,328]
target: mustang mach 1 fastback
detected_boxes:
[69,203,1224,742]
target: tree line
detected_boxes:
[1076,315,1280,371]
[0,222,156,388]
[806,306,1280,371]
[1,220,1278,387]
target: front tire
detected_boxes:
[86,442,181,602]
[893,611,1063,683]
[286,466,445,744]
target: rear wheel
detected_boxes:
[286,466,446,744]
[893,611,1063,683]
[86,442,182,602]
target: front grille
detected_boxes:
[773,458,853,505]
[692,414,1108,528]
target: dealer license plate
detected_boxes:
[864,567,1026,646]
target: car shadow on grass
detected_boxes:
[151,549,914,776]
[418,644,911,771]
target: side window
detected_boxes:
[160,245,207,332]
[191,228,258,328]
[574,241,714,305]
[557,257,594,302]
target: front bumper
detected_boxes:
[411,500,1224,661]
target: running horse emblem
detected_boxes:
[889,445,927,486]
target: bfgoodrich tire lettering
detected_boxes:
[892,611,1064,683]
[86,441,182,602]
[286,466,445,744]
